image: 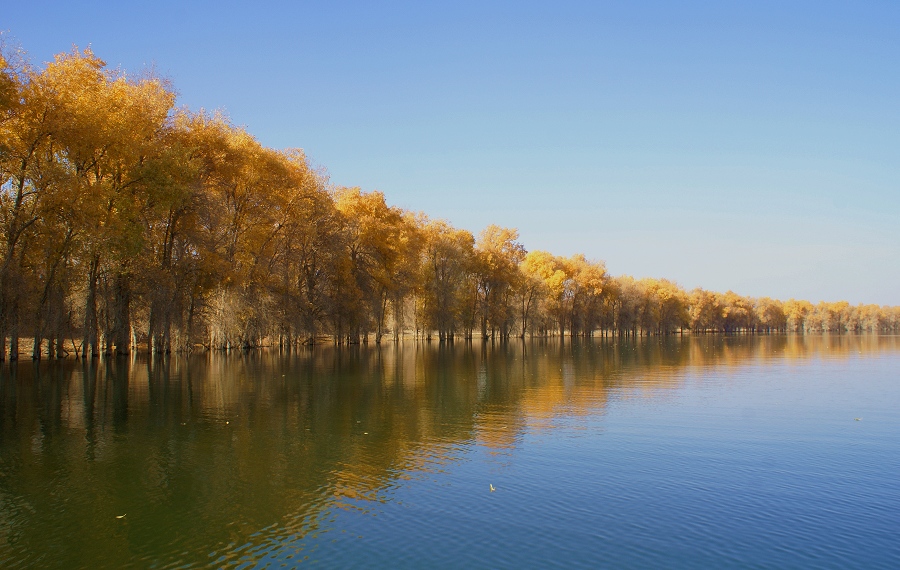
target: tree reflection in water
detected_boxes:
[0,334,896,567]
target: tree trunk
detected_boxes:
[83,255,101,358]
[113,273,131,355]
[9,324,18,361]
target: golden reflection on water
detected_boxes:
[0,334,897,567]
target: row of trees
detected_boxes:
[1,47,898,359]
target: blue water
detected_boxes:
[0,336,898,568]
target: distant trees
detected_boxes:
[1,44,898,359]
[473,226,526,340]
[417,219,473,341]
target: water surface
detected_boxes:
[0,335,898,568]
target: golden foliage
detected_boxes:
[1,41,897,359]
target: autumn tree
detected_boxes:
[31,49,177,357]
[783,299,813,332]
[754,297,786,333]
[565,255,608,337]
[521,251,568,336]
[416,219,474,341]
[473,225,526,339]
[516,254,548,338]
[611,276,643,336]
[5,39,900,356]
[334,187,420,343]
[720,291,755,333]
[689,288,723,332]
[267,151,339,346]
[0,50,39,359]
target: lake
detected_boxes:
[0,335,898,568]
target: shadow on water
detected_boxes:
[0,334,897,567]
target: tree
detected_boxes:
[416,219,474,340]
[521,251,569,336]
[36,49,176,356]
[565,255,608,336]
[721,291,754,333]
[267,150,338,346]
[473,225,526,339]
[334,187,420,343]
[783,299,813,332]
[689,288,723,332]
[754,297,786,333]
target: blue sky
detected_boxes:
[5,1,899,304]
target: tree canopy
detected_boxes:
[1,45,897,359]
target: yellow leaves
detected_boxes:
[416,217,476,333]
[520,250,611,334]
[522,250,560,283]
[522,251,606,300]
[8,39,900,348]
[569,255,607,297]
[475,225,525,288]
[335,186,415,278]
[28,47,176,207]
[0,53,21,117]
[477,225,526,265]
[545,269,568,295]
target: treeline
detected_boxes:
[1,48,898,359]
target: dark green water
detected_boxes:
[0,335,898,568]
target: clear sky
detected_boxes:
[5,1,899,304]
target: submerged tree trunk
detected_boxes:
[8,323,18,361]
[32,333,42,360]
[375,295,388,344]
[185,295,196,352]
[83,254,101,358]
[113,273,132,355]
